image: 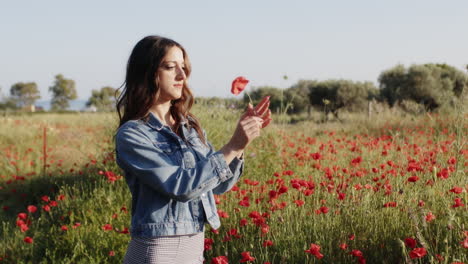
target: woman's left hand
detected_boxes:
[250,96,272,128]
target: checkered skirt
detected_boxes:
[123,232,204,264]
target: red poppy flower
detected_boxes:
[425,212,436,222]
[449,187,463,194]
[263,240,273,247]
[350,249,363,257]
[102,224,113,231]
[27,205,37,213]
[409,247,427,259]
[305,243,324,259]
[204,238,214,251]
[240,251,255,262]
[231,76,249,95]
[211,256,228,264]
[404,237,417,248]
[23,236,33,244]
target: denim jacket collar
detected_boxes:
[147,112,188,131]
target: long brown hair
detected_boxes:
[116,35,205,142]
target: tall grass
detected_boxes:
[0,107,466,263]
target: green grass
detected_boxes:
[0,106,466,263]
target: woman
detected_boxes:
[115,35,271,264]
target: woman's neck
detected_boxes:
[149,102,174,127]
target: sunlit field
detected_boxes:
[0,106,466,263]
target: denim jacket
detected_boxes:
[115,112,244,237]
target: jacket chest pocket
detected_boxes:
[188,137,210,157]
[152,141,182,164]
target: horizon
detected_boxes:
[1,1,467,101]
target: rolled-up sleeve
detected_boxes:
[115,126,234,202]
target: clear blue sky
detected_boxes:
[1,0,467,100]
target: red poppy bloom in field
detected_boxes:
[20,224,29,232]
[404,237,417,248]
[231,76,249,95]
[27,205,37,213]
[407,176,419,182]
[17,213,27,220]
[294,200,305,207]
[204,238,214,251]
[42,205,50,212]
[319,206,329,214]
[23,236,33,244]
[305,243,324,259]
[218,209,229,218]
[461,237,468,249]
[263,240,273,247]
[350,249,363,257]
[409,247,427,259]
[61,225,68,231]
[102,224,113,231]
[211,256,228,264]
[452,198,464,208]
[425,212,436,222]
[240,251,255,262]
[449,187,463,194]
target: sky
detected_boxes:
[1,0,467,101]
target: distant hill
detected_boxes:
[35,99,87,111]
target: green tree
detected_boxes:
[378,64,467,111]
[308,79,376,120]
[86,86,120,112]
[10,82,41,108]
[49,74,77,111]
[285,80,314,114]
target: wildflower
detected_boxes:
[231,76,249,95]
[102,224,113,231]
[61,225,68,231]
[409,247,427,259]
[27,205,37,213]
[23,236,33,244]
[17,213,27,220]
[294,200,305,207]
[461,237,468,249]
[42,205,50,212]
[404,237,417,248]
[204,238,214,251]
[109,251,115,256]
[305,243,324,259]
[263,240,273,247]
[218,209,229,218]
[407,176,419,182]
[452,198,464,208]
[425,212,436,222]
[240,251,255,262]
[211,256,228,264]
[320,206,329,214]
[350,249,363,257]
[449,187,463,194]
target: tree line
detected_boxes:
[0,74,120,112]
[1,63,467,113]
[243,63,467,119]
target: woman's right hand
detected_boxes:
[228,103,263,151]
[220,104,263,163]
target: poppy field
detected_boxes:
[0,108,466,263]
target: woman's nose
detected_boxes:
[175,66,186,80]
